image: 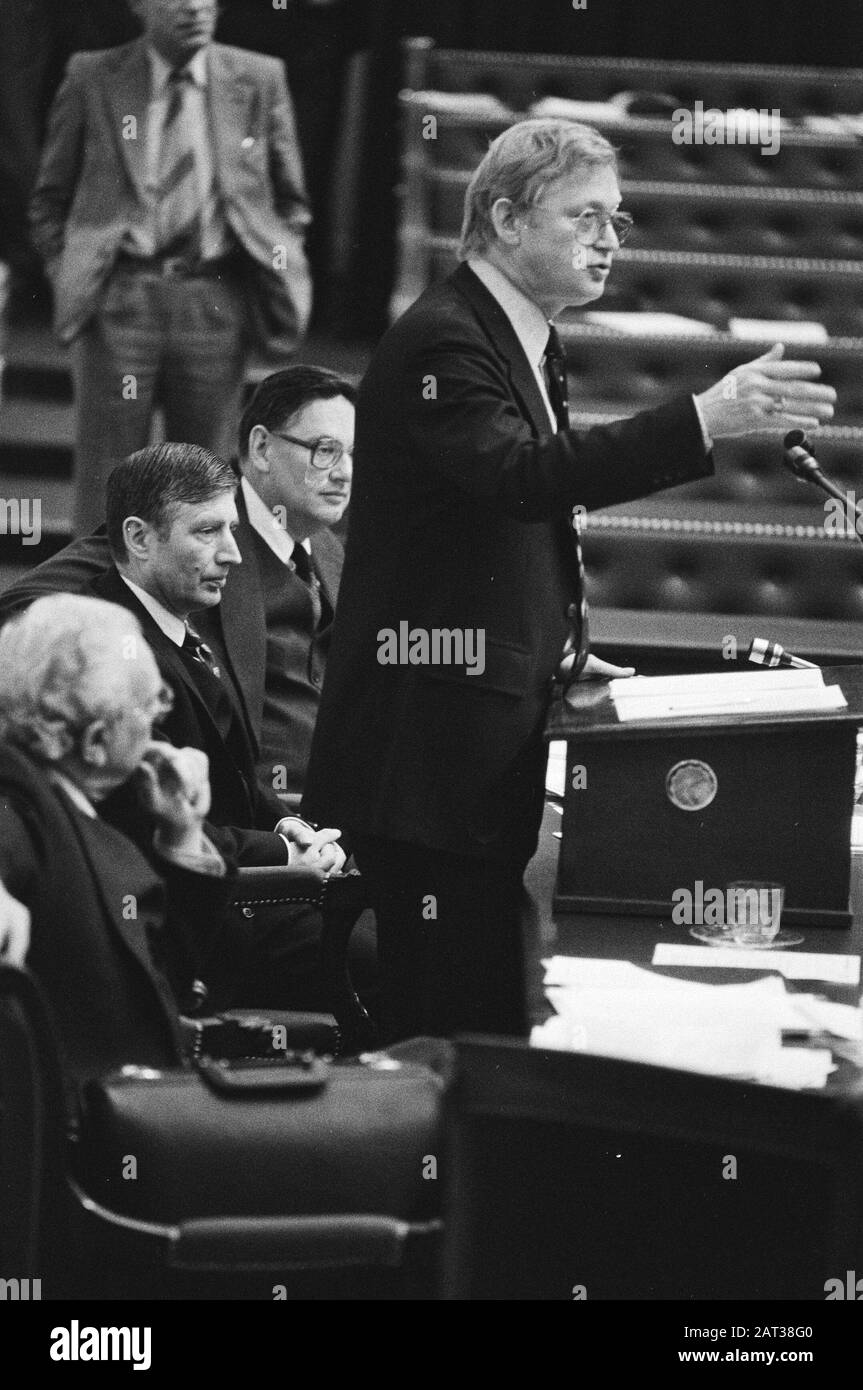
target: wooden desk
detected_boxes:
[522,798,863,1090]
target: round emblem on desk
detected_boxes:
[665,759,718,811]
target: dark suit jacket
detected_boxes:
[0,743,235,1090]
[86,565,287,866]
[29,38,311,354]
[0,488,344,769]
[303,263,715,865]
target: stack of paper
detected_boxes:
[532,958,848,1088]
[609,668,846,722]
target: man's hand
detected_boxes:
[576,653,636,681]
[0,880,31,966]
[696,343,836,439]
[275,818,346,877]
[136,742,212,852]
[557,603,636,686]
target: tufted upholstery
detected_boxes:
[394,40,863,664]
[404,40,863,118]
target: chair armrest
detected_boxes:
[230,867,378,1052]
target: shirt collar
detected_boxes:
[241,476,311,566]
[50,771,98,819]
[148,44,209,95]
[120,574,188,648]
[467,257,554,374]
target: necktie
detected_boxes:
[544,326,591,680]
[156,67,203,259]
[183,622,221,679]
[543,324,570,433]
[291,542,314,586]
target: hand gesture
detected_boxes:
[136,742,212,850]
[696,343,836,438]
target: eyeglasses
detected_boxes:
[534,206,634,246]
[270,433,353,472]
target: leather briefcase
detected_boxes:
[74,1041,451,1226]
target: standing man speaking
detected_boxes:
[303,118,836,1043]
[30,0,311,534]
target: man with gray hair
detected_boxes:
[0,594,237,1083]
[303,116,837,1043]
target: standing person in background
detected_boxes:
[29,0,311,534]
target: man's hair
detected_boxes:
[458,118,618,259]
[237,365,358,461]
[105,442,237,562]
[0,595,145,762]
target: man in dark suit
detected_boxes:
[0,593,236,1087]
[0,367,355,812]
[95,441,344,882]
[29,0,312,533]
[302,116,837,1043]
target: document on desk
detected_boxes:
[609,668,846,722]
[534,965,849,1086]
[653,942,861,984]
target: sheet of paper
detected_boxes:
[728,318,829,344]
[751,1048,835,1090]
[653,942,861,984]
[787,996,863,1040]
[581,311,718,337]
[611,669,827,698]
[613,684,846,720]
[543,957,661,988]
[545,740,567,797]
[609,669,845,721]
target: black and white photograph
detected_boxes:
[1,0,862,1353]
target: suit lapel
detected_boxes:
[208,44,257,181]
[451,263,552,440]
[215,494,267,735]
[90,568,230,745]
[106,40,152,206]
[310,529,343,614]
[56,789,176,1010]
[450,264,581,572]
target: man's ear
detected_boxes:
[489,197,523,247]
[246,425,271,477]
[78,719,111,769]
[122,515,153,561]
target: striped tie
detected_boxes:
[156,67,203,259]
[545,326,590,679]
[183,622,221,679]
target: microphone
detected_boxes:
[781,430,863,546]
[746,637,818,670]
[782,430,822,482]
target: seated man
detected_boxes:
[90,442,354,1011]
[0,595,239,1087]
[0,365,356,810]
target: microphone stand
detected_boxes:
[782,435,863,550]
